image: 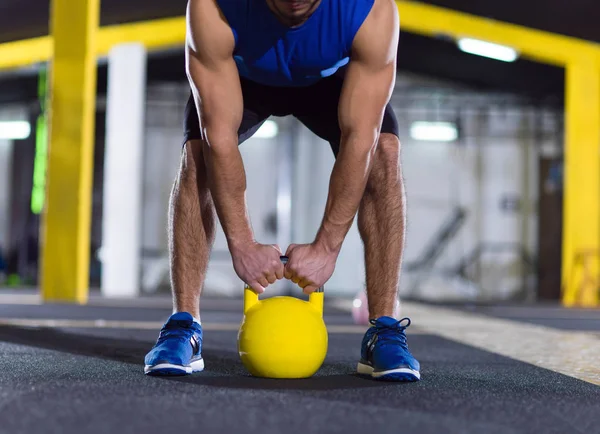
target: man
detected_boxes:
[144,0,421,382]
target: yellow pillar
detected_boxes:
[40,0,100,303]
[562,58,600,307]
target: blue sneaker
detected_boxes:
[357,316,420,381]
[144,312,204,375]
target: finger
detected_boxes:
[291,274,300,284]
[285,244,298,256]
[266,272,277,285]
[249,281,265,294]
[303,285,319,294]
[298,278,310,289]
[284,263,294,280]
[283,245,296,279]
[271,244,282,254]
[269,257,285,280]
[275,263,285,280]
[257,276,269,288]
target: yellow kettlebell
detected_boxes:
[237,256,328,379]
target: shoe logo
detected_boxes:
[190,335,200,355]
[366,334,378,360]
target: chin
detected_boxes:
[285,9,309,19]
[282,1,313,16]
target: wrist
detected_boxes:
[314,225,344,254]
[227,232,256,254]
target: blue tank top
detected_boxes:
[215,0,375,87]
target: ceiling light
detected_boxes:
[457,38,518,62]
[410,121,458,142]
[0,121,31,140]
[254,120,278,139]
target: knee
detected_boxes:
[179,139,207,184]
[375,133,401,168]
[366,134,401,193]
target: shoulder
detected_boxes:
[351,0,399,63]
[186,0,235,59]
[363,0,399,32]
[186,0,234,25]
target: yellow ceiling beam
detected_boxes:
[95,16,185,57]
[1,1,600,71]
[0,36,51,70]
[0,17,185,71]
[396,1,600,66]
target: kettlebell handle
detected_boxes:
[243,255,324,315]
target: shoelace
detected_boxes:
[156,320,196,344]
[369,317,411,349]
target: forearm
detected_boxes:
[315,133,377,252]
[185,0,257,253]
[202,133,255,251]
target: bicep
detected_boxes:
[338,0,399,140]
[185,0,243,146]
[186,54,243,145]
[337,60,396,140]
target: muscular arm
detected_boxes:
[185,0,254,250]
[315,0,400,252]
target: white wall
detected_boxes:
[0,105,28,258]
[0,139,12,252]
[396,105,543,301]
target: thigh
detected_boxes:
[183,78,271,146]
[293,75,400,156]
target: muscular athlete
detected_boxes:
[144,0,421,382]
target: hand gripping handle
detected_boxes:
[243,256,324,314]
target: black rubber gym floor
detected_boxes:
[0,297,599,434]
[454,303,600,331]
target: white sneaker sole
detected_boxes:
[144,358,205,375]
[357,362,421,381]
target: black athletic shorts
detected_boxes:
[183,68,399,155]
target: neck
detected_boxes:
[265,0,322,27]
